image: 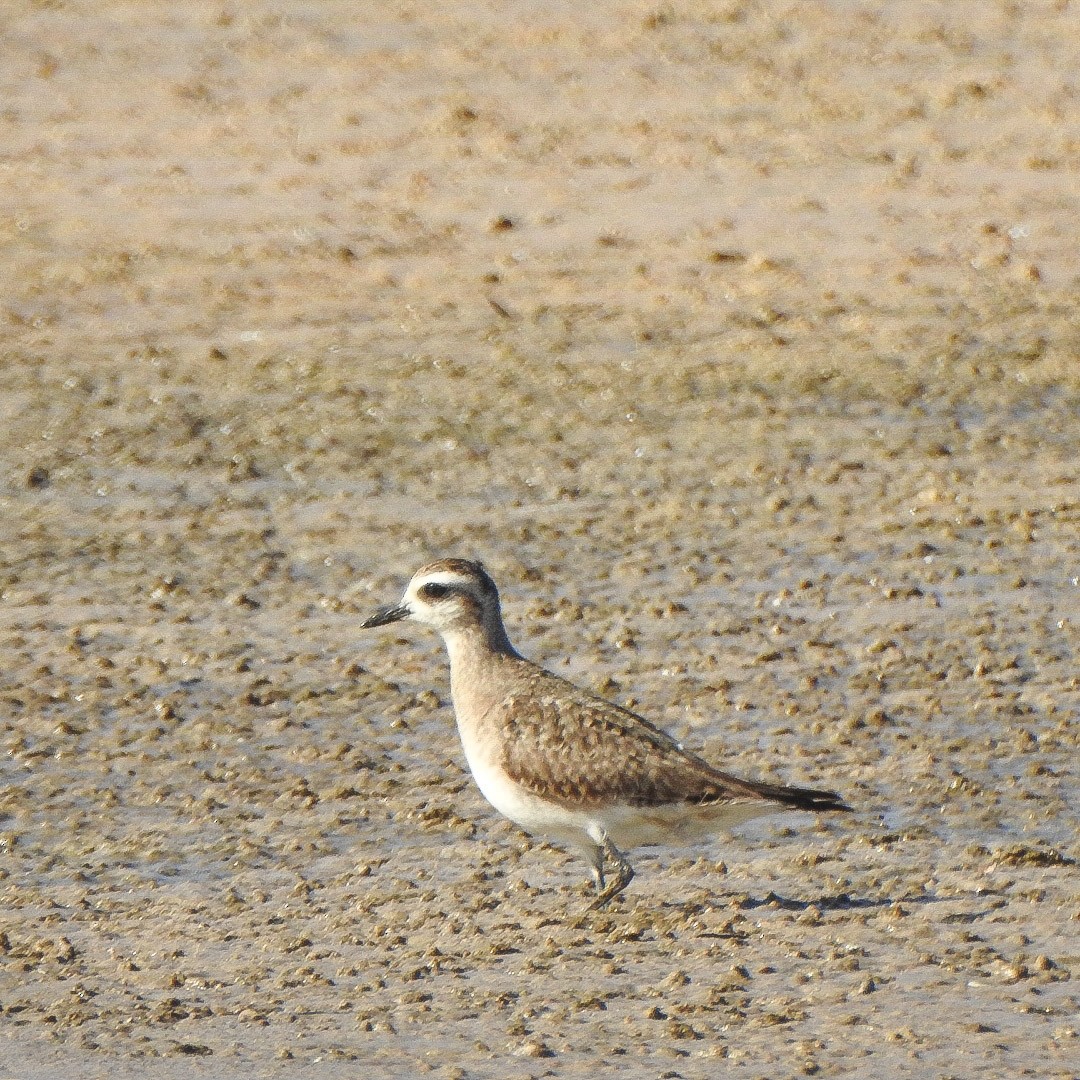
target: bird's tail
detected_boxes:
[752,779,852,813]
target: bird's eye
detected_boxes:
[420,582,451,600]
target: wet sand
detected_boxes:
[1,1,1078,1077]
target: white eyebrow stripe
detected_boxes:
[413,571,474,590]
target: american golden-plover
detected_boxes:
[362,559,850,908]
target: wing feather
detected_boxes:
[497,667,778,809]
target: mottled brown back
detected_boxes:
[496,662,848,812]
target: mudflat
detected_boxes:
[1,2,1077,1077]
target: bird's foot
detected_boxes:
[587,837,635,910]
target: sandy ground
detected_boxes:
[1,1,1079,1077]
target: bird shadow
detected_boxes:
[691,889,954,915]
[652,888,961,917]
[733,889,920,913]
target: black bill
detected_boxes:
[360,603,410,629]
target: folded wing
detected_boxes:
[497,668,849,813]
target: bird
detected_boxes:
[360,558,850,908]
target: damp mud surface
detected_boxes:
[1,2,1078,1077]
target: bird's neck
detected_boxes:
[443,617,522,724]
[442,615,519,665]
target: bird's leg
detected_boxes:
[585,827,634,910]
[587,857,605,896]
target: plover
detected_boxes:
[361,559,850,908]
